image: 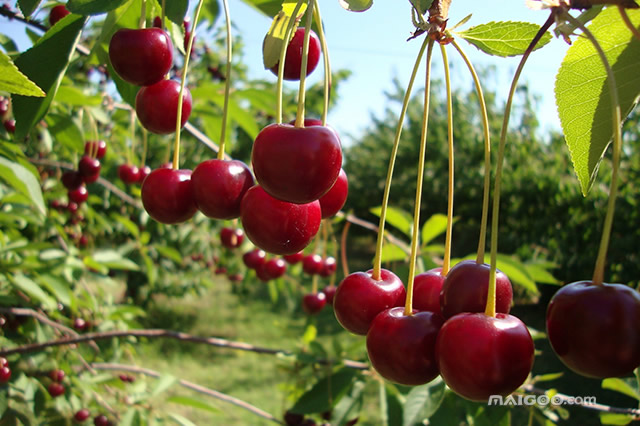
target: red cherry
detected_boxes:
[366,307,443,385]
[322,285,337,305]
[138,165,151,183]
[68,185,88,204]
[4,119,16,134]
[141,168,197,224]
[49,369,65,382]
[302,254,323,275]
[319,256,337,277]
[48,382,65,397]
[228,273,244,282]
[319,168,348,218]
[49,4,70,26]
[153,16,162,28]
[191,159,254,219]
[73,318,87,331]
[220,227,244,249]
[252,123,342,204]
[302,292,327,315]
[283,251,304,264]
[118,164,140,185]
[243,249,266,270]
[62,171,83,190]
[240,186,321,255]
[333,269,406,335]
[84,140,107,159]
[270,28,321,81]
[93,415,110,426]
[0,357,7,367]
[413,267,444,315]
[78,234,89,247]
[436,313,534,401]
[109,28,173,86]
[74,409,90,422]
[0,366,11,383]
[135,79,192,135]
[264,258,287,279]
[0,99,7,118]
[78,156,101,183]
[215,266,228,275]
[440,260,512,318]
[546,281,640,378]
[66,202,79,214]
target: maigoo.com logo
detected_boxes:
[488,394,597,406]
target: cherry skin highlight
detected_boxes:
[413,267,444,315]
[302,254,323,275]
[141,168,197,224]
[546,280,640,378]
[265,258,287,279]
[220,227,244,249]
[243,249,266,270]
[135,79,192,135]
[109,28,173,86]
[319,168,348,218]
[319,256,337,277]
[302,292,327,315]
[270,28,321,81]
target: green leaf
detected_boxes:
[0,34,19,54]
[524,263,560,285]
[421,213,450,245]
[161,0,189,24]
[383,384,404,426]
[379,243,407,263]
[332,381,365,425]
[302,324,317,345]
[238,0,283,17]
[168,414,197,426]
[602,378,640,401]
[409,0,433,15]
[18,0,43,17]
[12,14,87,140]
[456,21,552,57]
[402,378,446,426]
[107,62,139,106]
[88,250,140,271]
[262,0,308,69]
[45,113,85,152]
[458,254,540,295]
[290,368,358,414]
[12,274,57,310]
[338,0,373,12]
[167,396,221,414]
[533,372,564,383]
[600,413,634,425]
[0,156,46,217]
[54,85,102,106]
[555,7,640,195]
[0,50,45,97]
[154,245,183,264]
[67,0,130,15]
[151,374,177,397]
[370,206,412,237]
[37,274,73,308]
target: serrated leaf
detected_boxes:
[262,0,308,69]
[290,368,358,414]
[0,156,46,217]
[602,378,640,401]
[555,7,640,195]
[456,21,551,57]
[18,0,42,17]
[67,0,130,15]
[370,206,412,237]
[167,396,221,414]
[12,14,87,140]
[338,0,373,12]
[402,378,446,426]
[0,50,45,97]
[421,213,451,245]
[54,85,102,106]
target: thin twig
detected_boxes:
[336,211,412,255]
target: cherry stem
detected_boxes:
[294,0,315,128]
[340,221,351,277]
[485,14,554,317]
[327,219,338,287]
[217,0,232,160]
[128,109,135,165]
[618,6,640,41]
[313,5,331,126]
[404,39,434,317]
[172,0,205,170]
[141,128,148,166]
[441,43,454,276]
[87,108,100,158]
[139,0,146,29]
[562,12,622,286]
[275,0,305,125]
[451,39,491,264]
[371,35,430,281]
[161,0,165,30]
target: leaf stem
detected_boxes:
[562,12,622,286]
[618,6,640,41]
[404,39,434,317]
[441,43,454,276]
[275,0,305,125]
[313,5,331,126]
[294,0,315,128]
[218,0,232,160]
[371,35,430,281]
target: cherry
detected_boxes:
[136,79,192,135]
[49,369,65,382]
[191,159,254,219]
[256,263,273,282]
[284,411,305,426]
[73,318,87,331]
[108,28,173,86]
[413,267,444,315]
[74,409,90,422]
[93,415,110,426]
[138,165,151,183]
[240,186,321,255]
[243,249,266,270]
[322,285,337,305]
[283,251,304,264]
[366,307,443,385]
[0,366,10,383]
[0,357,7,367]
[251,123,342,204]
[302,292,327,315]
[436,312,534,401]
[66,202,79,214]
[78,156,101,183]
[264,258,287,279]
[270,28,321,81]
[0,98,8,117]
[47,382,65,397]
[215,266,228,275]
[440,260,512,319]
[319,168,348,218]
[302,254,323,275]
[546,281,640,378]
[319,256,337,277]
[220,227,244,249]
[228,273,244,282]
[49,4,70,26]
[118,164,140,184]
[153,16,162,28]
[68,185,88,204]
[333,269,406,335]
[84,140,107,159]
[4,119,15,134]
[141,168,197,224]
[62,171,83,190]
[78,234,89,247]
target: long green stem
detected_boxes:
[371,36,430,281]
[404,39,434,317]
[441,44,454,276]
[485,14,554,317]
[139,0,146,29]
[217,0,232,160]
[562,12,622,286]
[451,40,492,264]
[618,6,640,41]
[294,0,315,128]
[313,5,331,126]
[172,0,205,170]
[275,0,305,124]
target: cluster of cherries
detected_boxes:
[0,96,15,134]
[0,357,11,384]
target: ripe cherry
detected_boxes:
[74,409,90,422]
[243,249,266,270]
[93,415,110,426]
[0,366,10,383]
[48,382,65,397]
[84,140,107,159]
[191,159,254,219]
[413,267,444,315]
[283,251,304,264]
[319,168,348,218]
[135,79,192,135]
[62,171,83,190]
[265,258,287,279]
[333,269,406,335]
[68,185,88,204]
[240,186,321,255]
[436,313,534,401]
[270,27,321,81]
[118,164,140,184]
[366,308,443,385]
[319,256,337,277]
[546,281,640,378]
[73,318,87,331]
[220,227,244,249]
[0,357,7,367]
[138,165,151,183]
[302,292,327,315]
[141,168,197,224]
[302,254,323,275]
[66,202,79,214]
[252,123,342,204]
[322,285,337,305]
[256,263,273,282]
[50,369,65,382]
[440,260,512,318]
[4,119,16,134]
[78,156,101,183]
[108,28,173,86]
[49,4,70,26]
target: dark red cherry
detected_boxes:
[436,313,534,401]
[252,123,342,204]
[0,357,8,367]
[256,263,273,281]
[220,227,244,249]
[3,119,15,134]
[74,409,90,422]
[93,415,110,426]
[302,292,327,315]
[62,171,83,190]
[138,165,151,183]
[302,254,323,275]
[141,168,197,224]
[109,28,173,86]
[243,249,266,270]
[240,186,321,255]
[191,159,254,219]
[78,156,101,183]
[333,269,406,335]
[66,202,79,214]
[413,267,444,315]
[270,27,321,81]
[319,168,348,218]
[135,79,192,135]
[0,366,11,383]
[118,164,140,185]
[546,281,640,378]
[73,318,87,331]
[440,260,512,318]
[49,4,70,26]
[50,369,65,382]
[283,251,304,264]
[367,307,444,385]
[48,382,65,397]
[84,140,107,159]
[322,285,337,305]
[68,186,88,204]
[265,258,287,279]
[319,256,337,277]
